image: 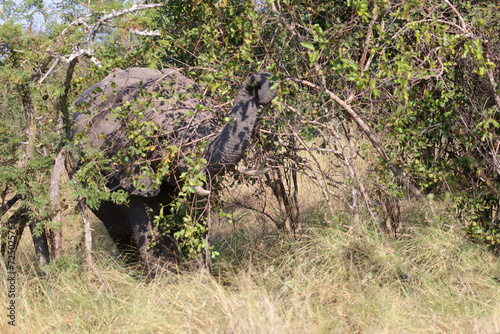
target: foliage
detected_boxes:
[153,145,210,259]
[2,2,500,332]
[0,1,165,257]
[360,1,500,248]
[147,0,500,247]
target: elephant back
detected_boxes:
[72,67,219,196]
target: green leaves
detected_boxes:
[309,50,320,64]
[153,141,212,260]
[301,41,315,51]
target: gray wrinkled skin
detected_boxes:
[73,68,219,196]
[72,67,276,272]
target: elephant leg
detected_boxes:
[92,201,141,262]
[118,195,180,274]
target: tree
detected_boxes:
[148,0,500,245]
[0,0,163,272]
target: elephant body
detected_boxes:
[72,67,276,271]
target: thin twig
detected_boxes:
[290,77,435,214]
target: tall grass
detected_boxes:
[1,203,500,333]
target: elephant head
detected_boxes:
[71,68,277,272]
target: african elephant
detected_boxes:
[72,67,276,272]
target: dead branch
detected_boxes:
[290,77,435,214]
[444,0,469,34]
[130,29,161,37]
[45,2,163,76]
[86,3,164,52]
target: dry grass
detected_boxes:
[2,197,500,333]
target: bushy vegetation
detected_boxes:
[1,0,500,332]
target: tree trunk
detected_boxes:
[78,199,111,290]
[48,150,67,260]
[29,221,50,267]
[1,209,28,258]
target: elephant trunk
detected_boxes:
[204,73,276,176]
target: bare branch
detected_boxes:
[48,2,163,71]
[444,0,469,34]
[195,185,211,197]
[87,3,163,51]
[58,17,90,43]
[237,165,269,176]
[130,29,161,37]
[52,49,102,68]
[391,19,468,42]
[1,194,22,214]
[38,58,59,86]
[292,129,337,219]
